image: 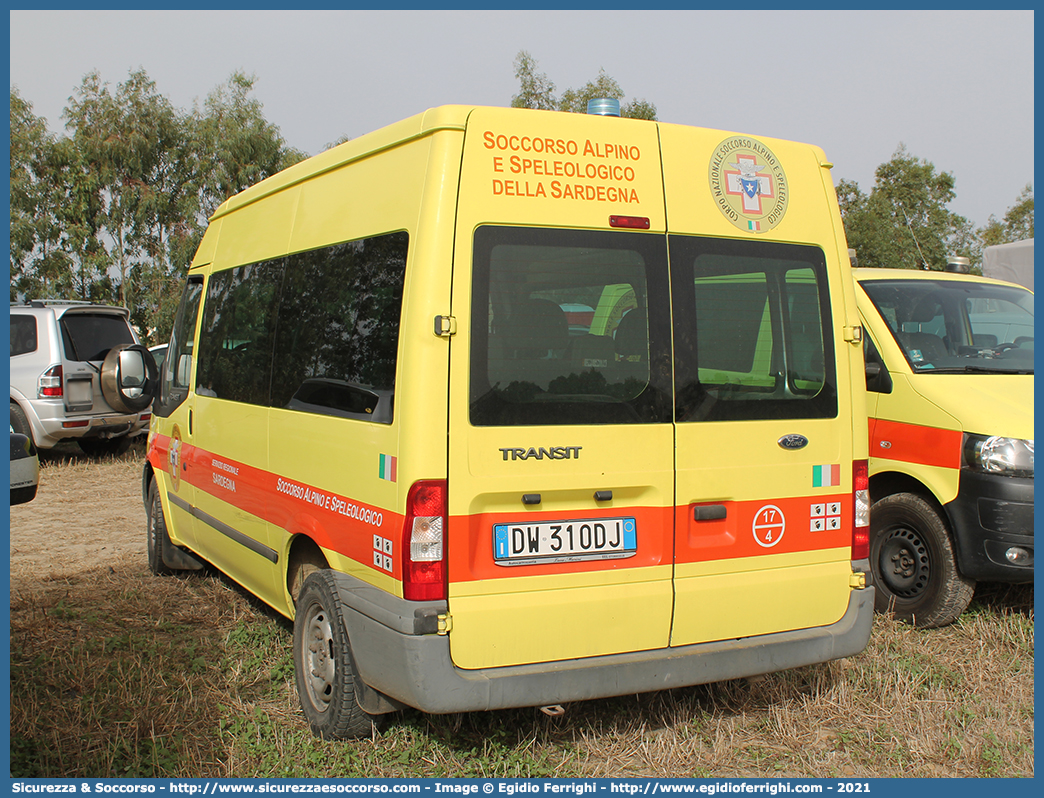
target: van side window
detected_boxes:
[10,315,37,356]
[196,260,283,405]
[469,226,673,426]
[192,233,408,422]
[272,232,408,423]
[154,277,204,417]
[671,237,837,422]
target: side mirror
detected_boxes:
[101,344,160,413]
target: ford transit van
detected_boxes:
[143,105,873,738]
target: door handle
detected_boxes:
[694,505,727,521]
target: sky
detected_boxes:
[7,8,1035,229]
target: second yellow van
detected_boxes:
[856,267,1033,626]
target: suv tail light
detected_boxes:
[401,480,447,601]
[852,460,870,560]
[38,365,63,398]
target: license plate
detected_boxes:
[493,517,637,566]
[67,378,93,406]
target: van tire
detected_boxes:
[293,571,381,739]
[147,481,175,575]
[869,493,974,628]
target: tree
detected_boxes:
[511,50,657,120]
[191,71,307,221]
[979,184,1034,248]
[10,69,306,345]
[10,89,70,300]
[838,144,970,271]
[62,68,186,320]
[511,51,557,112]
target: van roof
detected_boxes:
[212,106,473,221]
[854,267,1031,290]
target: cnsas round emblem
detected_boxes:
[168,423,183,492]
[709,136,789,233]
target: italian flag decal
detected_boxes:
[379,454,397,482]
[812,464,841,487]
[748,220,761,232]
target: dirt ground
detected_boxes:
[8,442,149,589]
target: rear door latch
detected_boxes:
[434,315,457,337]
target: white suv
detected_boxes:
[10,300,156,456]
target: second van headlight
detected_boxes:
[962,434,1034,478]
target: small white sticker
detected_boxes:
[753,505,786,547]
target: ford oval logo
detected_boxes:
[778,434,809,450]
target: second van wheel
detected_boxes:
[869,493,974,628]
[293,570,382,740]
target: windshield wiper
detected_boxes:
[919,365,1033,375]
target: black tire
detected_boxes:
[78,436,131,457]
[870,492,974,628]
[293,570,380,740]
[10,403,34,446]
[146,481,175,575]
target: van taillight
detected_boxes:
[852,460,870,561]
[39,365,63,397]
[401,480,447,601]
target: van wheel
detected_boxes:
[10,403,34,446]
[870,493,974,628]
[293,571,381,739]
[147,481,175,575]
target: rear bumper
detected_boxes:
[21,398,147,448]
[332,571,874,714]
[945,471,1033,582]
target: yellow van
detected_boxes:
[142,104,873,739]
[855,267,1033,627]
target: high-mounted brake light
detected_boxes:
[39,365,63,398]
[852,460,870,561]
[401,479,448,601]
[609,215,651,230]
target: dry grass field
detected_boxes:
[8,442,1034,778]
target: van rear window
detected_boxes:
[469,226,673,426]
[670,237,837,422]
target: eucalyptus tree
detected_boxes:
[511,50,658,120]
[62,68,186,325]
[837,144,971,271]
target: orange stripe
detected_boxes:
[870,418,961,470]
[148,435,400,576]
[675,494,850,565]
[148,435,854,585]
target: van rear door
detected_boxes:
[660,126,858,645]
[446,108,674,669]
